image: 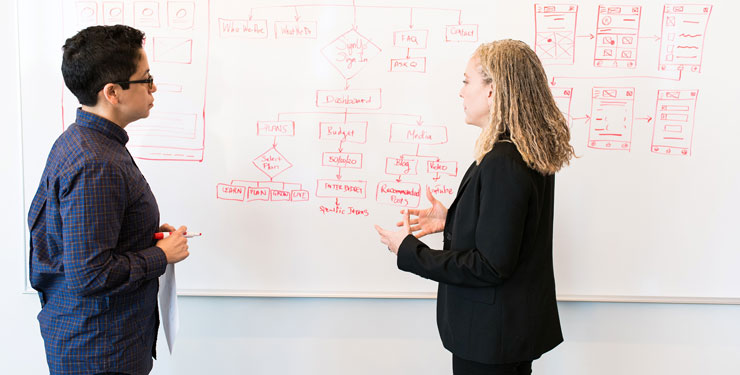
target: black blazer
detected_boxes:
[397,141,563,364]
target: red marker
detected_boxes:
[153,232,202,240]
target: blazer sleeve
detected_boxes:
[397,155,532,287]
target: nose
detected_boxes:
[150,82,157,93]
[458,87,463,99]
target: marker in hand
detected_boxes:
[153,232,202,240]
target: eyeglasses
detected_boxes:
[112,75,154,90]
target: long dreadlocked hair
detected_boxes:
[473,39,575,174]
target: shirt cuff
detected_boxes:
[143,246,168,279]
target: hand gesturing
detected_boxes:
[397,187,447,238]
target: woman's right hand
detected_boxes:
[397,187,447,238]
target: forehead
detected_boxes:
[134,49,150,74]
[465,56,482,75]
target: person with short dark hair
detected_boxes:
[375,40,574,374]
[28,24,191,375]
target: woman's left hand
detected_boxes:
[374,210,412,255]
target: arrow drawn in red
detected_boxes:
[571,114,592,124]
[638,34,660,41]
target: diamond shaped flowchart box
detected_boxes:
[322,28,381,79]
[253,148,292,178]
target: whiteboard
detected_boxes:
[18,0,740,301]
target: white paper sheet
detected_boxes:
[158,263,178,354]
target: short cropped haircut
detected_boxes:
[61,25,145,106]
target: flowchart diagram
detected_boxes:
[214,2,473,215]
[60,1,715,219]
[537,3,711,157]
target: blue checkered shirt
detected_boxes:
[28,108,168,375]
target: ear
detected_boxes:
[100,83,120,106]
[487,84,495,106]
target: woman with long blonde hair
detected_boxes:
[375,39,574,374]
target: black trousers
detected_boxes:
[453,354,533,375]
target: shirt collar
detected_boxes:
[74,108,129,145]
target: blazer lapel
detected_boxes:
[447,161,477,212]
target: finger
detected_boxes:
[396,219,419,227]
[403,209,411,230]
[406,209,421,217]
[160,223,176,232]
[176,225,187,234]
[373,224,385,236]
[426,186,437,203]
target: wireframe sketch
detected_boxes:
[594,5,641,69]
[534,4,578,65]
[588,87,635,150]
[658,4,712,72]
[651,90,699,156]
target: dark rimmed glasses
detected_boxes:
[112,75,154,90]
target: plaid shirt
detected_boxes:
[28,108,167,375]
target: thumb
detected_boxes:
[426,186,436,203]
[175,225,188,234]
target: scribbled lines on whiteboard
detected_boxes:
[322,28,382,79]
[658,4,712,73]
[594,5,642,69]
[390,29,429,73]
[218,17,268,38]
[377,123,456,208]
[168,2,196,30]
[71,2,206,162]
[104,2,124,25]
[534,4,578,65]
[217,118,309,203]
[651,90,699,156]
[217,181,309,203]
[588,87,635,151]
[551,87,574,127]
[75,2,98,27]
[77,1,193,29]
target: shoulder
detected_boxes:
[477,142,535,189]
[53,125,126,175]
[479,142,528,172]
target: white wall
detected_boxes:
[2,2,739,374]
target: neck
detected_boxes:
[80,105,128,128]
